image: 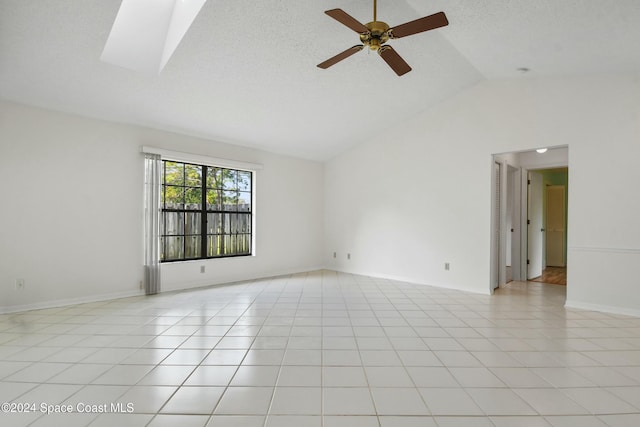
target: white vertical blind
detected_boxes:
[143,153,162,294]
[494,161,501,288]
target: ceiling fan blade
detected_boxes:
[325,9,369,33]
[390,11,448,39]
[378,46,412,76]
[317,45,364,69]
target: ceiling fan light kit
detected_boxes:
[318,0,449,76]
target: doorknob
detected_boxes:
[541,228,545,232]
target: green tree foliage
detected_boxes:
[163,161,251,210]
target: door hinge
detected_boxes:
[527,219,530,225]
[527,259,530,265]
[528,179,531,185]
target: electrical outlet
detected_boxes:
[444,262,450,271]
[139,280,143,289]
[15,279,25,290]
[200,265,205,273]
[347,253,351,260]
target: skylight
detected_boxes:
[101,0,207,74]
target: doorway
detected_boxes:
[545,184,566,267]
[490,148,569,292]
[529,168,568,286]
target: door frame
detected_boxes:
[520,165,569,283]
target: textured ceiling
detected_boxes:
[1,0,639,160]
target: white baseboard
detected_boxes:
[2,266,494,315]
[328,267,491,296]
[162,265,326,293]
[10,270,637,318]
[1,267,326,315]
[565,299,640,318]
[0,289,145,315]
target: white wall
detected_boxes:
[0,101,324,313]
[3,72,640,316]
[325,73,640,314]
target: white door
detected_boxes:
[546,185,566,267]
[493,162,501,290]
[527,171,543,279]
[507,166,521,282]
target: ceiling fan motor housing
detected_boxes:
[360,21,390,50]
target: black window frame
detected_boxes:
[160,160,253,262]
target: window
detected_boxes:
[161,160,252,262]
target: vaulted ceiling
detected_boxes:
[2,0,639,160]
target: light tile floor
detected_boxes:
[1,270,640,426]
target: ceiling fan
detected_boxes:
[317,0,449,76]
